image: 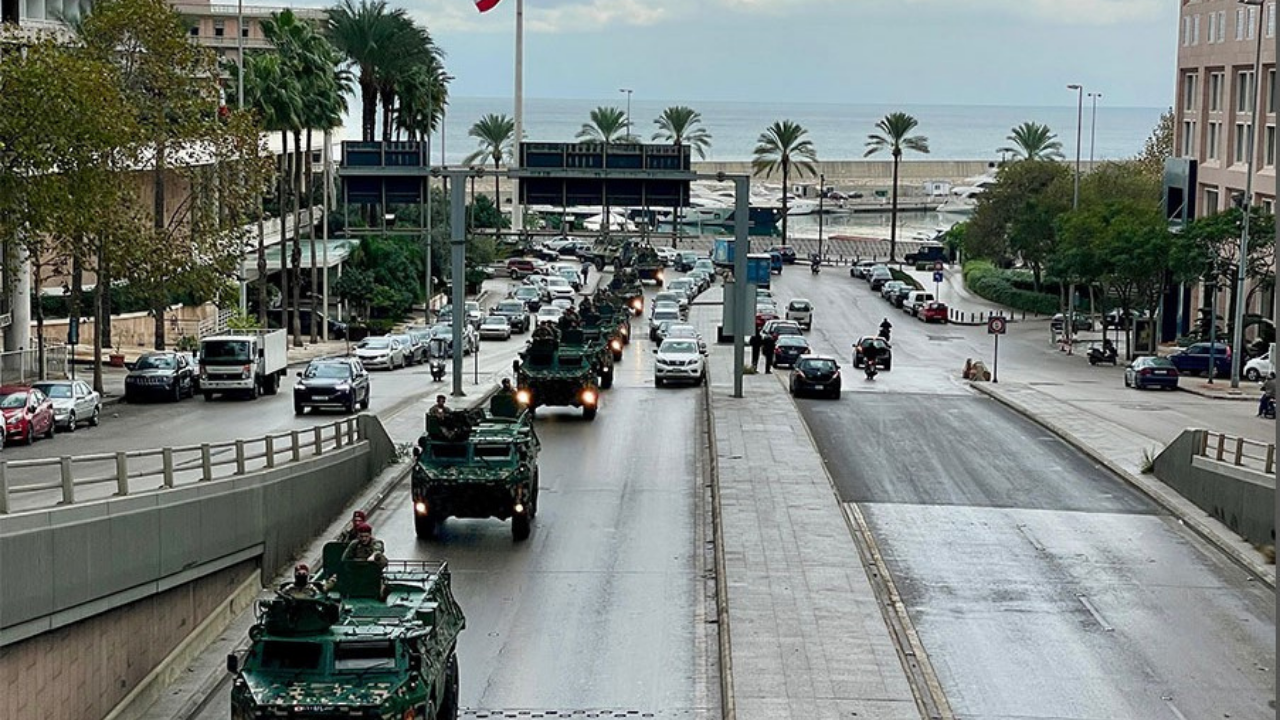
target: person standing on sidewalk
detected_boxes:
[749,329,762,371]
[762,331,776,374]
[580,262,591,287]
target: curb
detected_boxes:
[970,381,1275,590]
[699,373,736,720]
[1177,383,1257,402]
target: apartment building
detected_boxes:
[1175,0,1277,215]
[170,0,325,69]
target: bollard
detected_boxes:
[0,462,7,514]
[235,439,246,475]
[201,443,213,481]
[62,457,76,504]
[348,419,358,444]
[1266,444,1275,475]
[314,426,323,455]
[291,430,301,462]
[114,453,128,496]
[334,422,343,449]
[162,447,175,488]
[265,435,275,469]
[1234,437,1244,466]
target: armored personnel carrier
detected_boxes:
[580,299,630,361]
[605,268,645,315]
[632,244,664,287]
[411,394,541,541]
[557,327,614,388]
[228,551,466,720]
[513,330,600,421]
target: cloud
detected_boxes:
[406,0,675,33]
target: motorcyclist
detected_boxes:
[878,318,892,341]
[859,338,881,372]
[1259,372,1276,417]
[810,254,821,273]
[1101,338,1117,359]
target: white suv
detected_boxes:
[654,338,706,387]
[543,276,577,301]
[785,299,813,330]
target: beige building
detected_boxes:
[170,0,326,70]
[1175,0,1277,215]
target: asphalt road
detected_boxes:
[767,266,1277,720]
[187,282,708,719]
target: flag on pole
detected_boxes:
[476,0,501,11]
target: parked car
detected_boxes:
[429,322,479,355]
[650,305,683,340]
[790,355,842,399]
[904,291,935,316]
[125,351,197,402]
[773,335,811,368]
[355,336,407,370]
[880,280,907,300]
[293,357,370,414]
[654,338,706,387]
[674,251,701,272]
[1244,351,1273,381]
[543,276,577,302]
[785,299,813,330]
[1168,342,1232,377]
[763,319,804,342]
[0,385,55,444]
[664,323,707,355]
[463,301,485,328]
[850,260,877,279]
[755,306,780,331]
[666,277,697,302]
[479,315,513,340]
[652,291,688,316]
[506,257,544,279]
[889,285,914,308]
[767,245,798,264]
[920,301,949,324]
[492,299,531,333]
[391,333,425,365]
[1051,313,1094,333]
[1124,356,1180,390]
[32,380,101,432]
[868,267,894,291]
[852,336,892,370]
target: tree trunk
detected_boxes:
[69,250,82,344]
[153,309,166,351]
[781,159,790,244]
[257,199,267,326]
[279,131,289,340]
[291,131,304,347]
[889,150,900,263]
[32,259,45,380]
[154,142,168,351]
[1032,263,1043,293]
[94,240,106,392]
[307,128,318,344]
[361,77,377,142]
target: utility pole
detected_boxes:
[619,88,633,138]
[1066,83,1084,355]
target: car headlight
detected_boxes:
[334,383,350,392]
[581,389,598,405]
[294,384,307,391]
[6,416,20,427]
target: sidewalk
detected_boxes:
[969,378,1275,588]
[704,347,925,720]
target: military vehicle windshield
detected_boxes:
[334,641,397,672]
[430,444,469,460]
[258,640,323,671]
[474,444,513,460]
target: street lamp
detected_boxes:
[1229,0,1265,388]
[619,88,633,139]
[1087,92,1102,166]
[1066,84,1084,353]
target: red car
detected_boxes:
[755,307,779,331]
[920,301,949,323]
[0,385,56,445]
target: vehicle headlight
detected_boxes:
[610,340,621,351]
[334,383,350,392]
[294,383,306,391]
[516,389,531,405]
[581,389,597,405]
[7,416,20,427]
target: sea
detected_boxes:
[340,97,1168,165]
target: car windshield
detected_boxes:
[547,277,568,287]
[200,341,250,363]
[661,341,698,355]
[392,335,412,345]
[668,326,697,337]
[798,359,837,373]
[789,302,810,311]
[304,364,350,379]
[0,392,27,408]
[136,355,176,370]
[34,383,71,398]
[362,338,391,349]
[465,302,480,312]
[257,641,324,672]
[774,325,801,335]
[515,287,537,297]
[483,317,507,326]
[498,302,524,313]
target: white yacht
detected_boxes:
[935,170,998,217]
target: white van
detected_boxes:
[785,299,813,329]
[904,291,935,316]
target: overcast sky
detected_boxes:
[379,0,1177,108]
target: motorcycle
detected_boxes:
[1087,344,1118,366]
[1262,395,1276,420]
[863,361,878,380]
[878,326,891,343]
[427,337,449,382]
[429,359,446,382]
[810,259,821,275]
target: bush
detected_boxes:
[962,261,1060,315]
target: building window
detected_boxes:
[1218,10,1227,41]
[242,24,250,38]
[1205,187,1220,213]
[1235,122,1253,163]
[1269,3,1276,37]
[1185,73,1199,112]
[1183,16,1192,45]
[214,19,225,37]
[1193,14,1201,44]
[1208,122,1221,160]
[1210,72,1224,111]
[1183,120,1198,156]
[1247,5,1257,39]
[1264,198,1274,214]
[1269,68,1276,113]
[1265,125,1276,166]
[188,25,199,37]
[1237,70,1255,113]
[1236,6,1246,39]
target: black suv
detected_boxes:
[491,299,531,333]
[293,358,370,415]
[125,352,196,403]
[768,245,798,264]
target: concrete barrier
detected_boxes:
[1153,429,1276,549]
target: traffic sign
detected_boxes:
[932,271,944,283]
[933,260,944,272]
[987,316,1007,335]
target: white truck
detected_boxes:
[198,329,288,400]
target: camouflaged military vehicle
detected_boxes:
[605,268,645,315]
[556,327,614,388]
[411,394,541,541]
[632,244,664,287]
[580,299,630,361]
[228,549,465,720]
[513,331,600,420]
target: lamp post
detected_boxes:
[1229,0,1265,388]
[1066,83,1084,353]
[1087,92,1102,166]
[619,88,633,139]
[236,0,246,315]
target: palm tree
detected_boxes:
[326,0,410,141]
[864,112,930,263]
[463,113,515,208]
[652,105,712,159]
[752,120,818,243]
[576,106,631,144]
[374,21,439,141]
[998,121,1064,161]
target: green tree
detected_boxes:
[998,121,1064,161]
[966,160,1071,289]
[576,107,632,144]
[1133,108,1175,179]
[752,120,818,244]
[864,112,930,262]
[652,106,712,159]
[326,0,413,141]
[463,113,515,206]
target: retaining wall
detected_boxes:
[1153,429,1276,548]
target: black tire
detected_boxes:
[414,510,438,539]
[436,655,459,720]
[171,381,182,403]
[655,376,665,388]
[23,426,33,445]
[44,421,55,439]
[883,360,891,371]
[1246,368,1260,381]
[346,396,357,414]
[360,391,370,410]
[512,512,531,542]
[203,391,214,401]
[248,380,259,401]
[65,413,76,433]
[583,404,598,420]
[600,367,614,389]
[830,389,841,400]
[294,403,305,416]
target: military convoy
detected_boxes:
[411,394,541,541]
[512,328,601,420]
[228,550,465,720]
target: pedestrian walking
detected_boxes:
[580,262,591,286]
[749,329,762,371]
[762,331,776,374]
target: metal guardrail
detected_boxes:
[0,417,365,514]
[0,345,69,385]
[1197,431,1276,476]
